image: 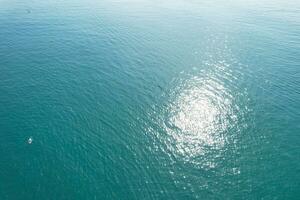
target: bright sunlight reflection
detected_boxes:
[164,72,238,167]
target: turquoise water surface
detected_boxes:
[0,0,300,199]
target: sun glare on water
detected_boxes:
[164,68,239,168]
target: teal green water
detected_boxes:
[0,0,300,199]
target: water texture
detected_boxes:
[0,0,299,199]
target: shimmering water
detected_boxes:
[0,0,300,199]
